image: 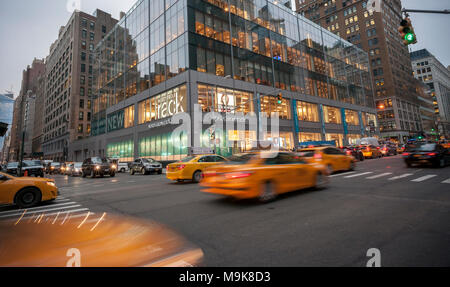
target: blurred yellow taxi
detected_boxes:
[0,214,203,267]
[0,172,58,208]
[298,146,355,174]
[200,152,329,202]
[361,145,383,159]
[166,154,228,183]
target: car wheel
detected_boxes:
[120,168,125,173]
[158,170,163,175]
[259,182,277,203]
[315,173,328,190]
[192,170,203,183]
[15,187,42,209]
[91,170,95,178]
[130,168,135,176]
[82,171,87,178]
[110,172,116,177]
[99,173,104,178]
[438,158,445,168]
[326,164,334,175]
[349,161,355,171]
[406,162,412,168]
[141,168,147,175]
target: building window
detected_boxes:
[297,101,319,122]
[124,105,135,129]
[325,133,344,147]
[138,85,188,124]
[78,124,84,133]
[197,84,254,115]
[79,99,84,108]
[79,112,84,121]
[345,109,359,125]
[260,95,291,120]
[299,132,322,143]
[323,106,342,124]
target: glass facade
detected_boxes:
[106,140,134,162]
[92,0,188,135]
[139,132,188,161]
[138,85,187,124]
[189,0,372,105]
[82,0,376,162]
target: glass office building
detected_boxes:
[69,0,378,162]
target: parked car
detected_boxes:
[380,144,398,156]
[130,158,163,175]
[404,143,450,168]
[5,161,44,177]
[82,157,116,178]
[341,146,364,161]
[70,162,83,177]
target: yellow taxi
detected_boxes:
[0,172,58,208]
[441,140,450,149]
[297,146,355,174]
[361,145,383,159]
[166,154,228,183]
[200,152,329,202]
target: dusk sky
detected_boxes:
[0,0,449,97]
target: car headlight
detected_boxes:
[96,165,101,170]
[47,182,56,187]
[111,165,117,169]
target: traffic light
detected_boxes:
[277,93,283,104]
[398,17,417,45]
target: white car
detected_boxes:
[118,162,129,173]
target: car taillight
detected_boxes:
[314,153,323,160]
[225,172,252,179]
[177,165,186,170]
[427,153,437,156]
[403,152,410,156]
[346,150,352,155]
[376,147,380,150]
[366,147,371,151]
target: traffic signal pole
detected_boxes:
[401,9,450,15]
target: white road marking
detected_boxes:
[441,178,450,184]
[366,173,393,179]
[0,202,78,215]
[329,172,356,178]
[388,174,413,181]
[0,205,82,219]
[344,172,373,178]
[411,175,437,182]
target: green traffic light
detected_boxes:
[404,33,415,43]
[277,100,282,104]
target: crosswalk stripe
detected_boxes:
[388,174,413,181]
[344,172,373,178]
[411,175,437,182]
[0,202,78,215]
[0,205,82,219]
[329,172,356,178]
[22,209,91,220]
[441,178,450,184]
[367,173,392,179]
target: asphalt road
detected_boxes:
[2,155,449,267]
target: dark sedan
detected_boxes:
[341,146,364,161]
[404,143,450,168]
[82,157,116,178]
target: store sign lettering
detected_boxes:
[107,110,124,132]
[157,92,185,120]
